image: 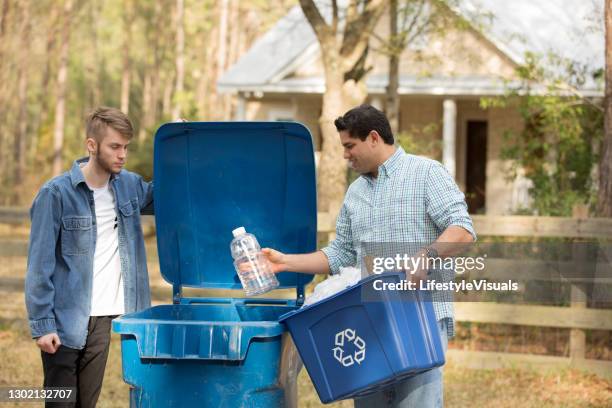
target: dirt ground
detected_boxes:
[1,236,611,407]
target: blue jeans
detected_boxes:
[353,319,449,408]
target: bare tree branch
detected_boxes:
[398,0,426,49]
[299,0,332,46]
[332,0,338,34]
[345,0,357,33]
[404,14,434,46]
[340,0,386,68]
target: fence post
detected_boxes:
[569,205,588,363]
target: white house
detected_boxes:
[218,0,603,214]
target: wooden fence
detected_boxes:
[2,207,612,377]
[318,211,612,378]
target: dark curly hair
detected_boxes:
[334,104,394,145]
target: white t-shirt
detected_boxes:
[89,182,125,316]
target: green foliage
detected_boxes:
[481,52,603,216]
[0,0,295,204]
[126,136,155,181]
[397,122,442,159]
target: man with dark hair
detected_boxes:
[333,104,395,145]
[25,107,153,407]
[261,104,475,407]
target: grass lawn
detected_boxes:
[1,245,611,407]
[2,322,610,408]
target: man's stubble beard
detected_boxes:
[95,152,119,175]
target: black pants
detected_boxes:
[41,316,115,408]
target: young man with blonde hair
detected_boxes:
[25,107,153,407]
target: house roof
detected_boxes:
[218,0,604,96]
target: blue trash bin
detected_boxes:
[279,272,445,403]
[112,122,317,407]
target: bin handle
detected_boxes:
[235,298,295,306]
[182,297,294,306]
[180,297,234,305]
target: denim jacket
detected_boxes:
[25,157,153,349]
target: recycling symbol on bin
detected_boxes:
[332,328,366,367]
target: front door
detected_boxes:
[465,121,487,214]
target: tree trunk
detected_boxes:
[150,1,162,126]
[0,0,9,37]
[201,23,218,119]
[216,0,229,119]
[12,0,30,204]
[150,64,160,126]
[120,1,133,114]
[217,0,229,77]
[171,0,184,119]
[53,0,73,176]
[318,69,352,212]
[139,1,160,142]
[317,62,370,211]
[195,66,208,119]
[600,0,612,216]
[386,0,400,136]
[196,22,214,119]
[87,0,102,108]
[0,0,11,177]
[31,2,59,160]
[139,72,152,142]
[299,0,386,211]
[162,71,173,118]
[223,0,239,120]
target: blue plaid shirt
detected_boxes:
[321,147,476,338]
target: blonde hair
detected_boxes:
[86,107,133,142]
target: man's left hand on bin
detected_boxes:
[407,248,429,284]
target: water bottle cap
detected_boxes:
[232,226,246,237]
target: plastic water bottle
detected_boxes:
[230,227,279,296]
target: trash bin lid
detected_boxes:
[152,122,316,294]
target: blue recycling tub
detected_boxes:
[279,272,445,403]
[113,122,317,407]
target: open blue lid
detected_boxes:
[153,122,317,296]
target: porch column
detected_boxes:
[442,99,457,179]
[234,92,246,120]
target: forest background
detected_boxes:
[0,0,294,205]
